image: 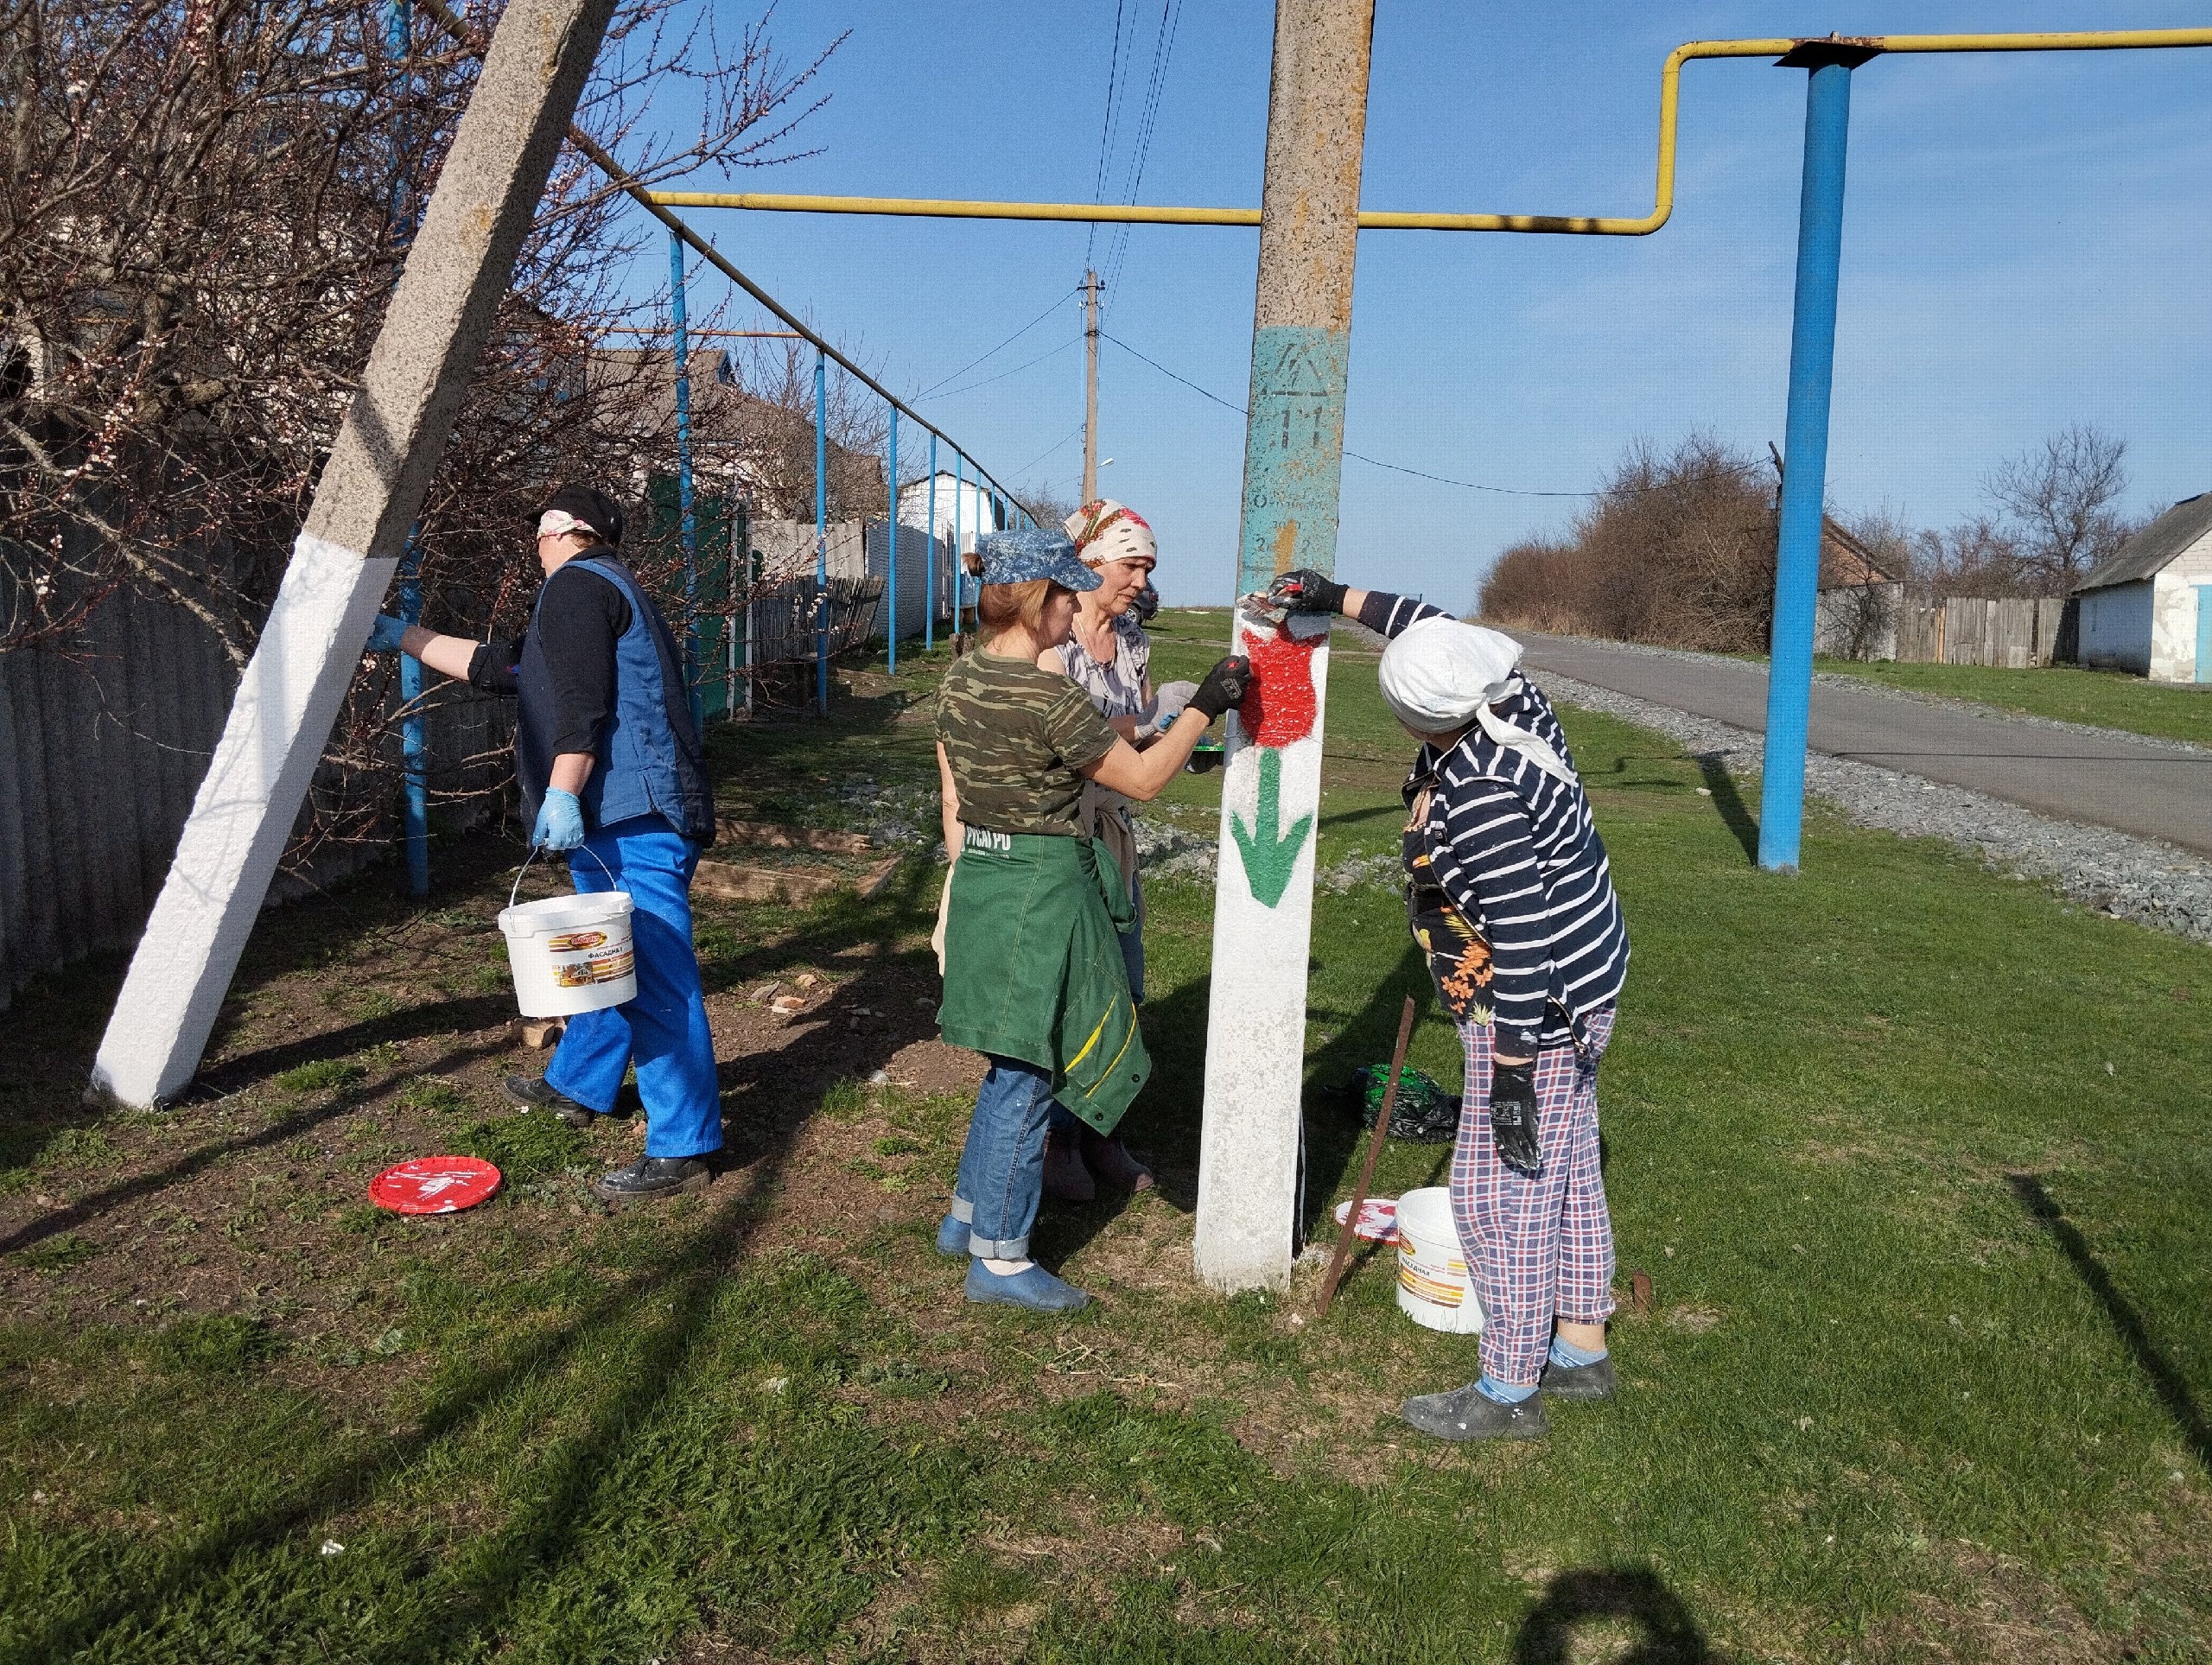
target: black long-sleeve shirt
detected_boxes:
[467,556,632,757]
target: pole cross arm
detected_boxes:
[652,27,2212,239]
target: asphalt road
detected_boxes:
[1511,632,2212,857]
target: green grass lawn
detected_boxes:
[1814,656,2212,747]
[3,610,2208,1661]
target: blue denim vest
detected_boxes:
[516,554,713,842]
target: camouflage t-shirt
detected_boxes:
[937,649,1119,837]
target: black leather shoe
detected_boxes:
[591,1155,712,1204]
[1538,1355,1616,1401]
[1400,1383,1548,1443]
[503,1073,597,1129]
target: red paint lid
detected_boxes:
[369,1156,503,1215]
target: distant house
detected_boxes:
[1814,518,1904,660]
[898,471,1010,556]
[2072,493,2212,683]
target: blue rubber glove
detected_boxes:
[365,613,409,652]
[532,788,586,852]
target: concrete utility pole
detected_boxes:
[1081,269,1103,505]
[91,0,619,1109]
[1194,0,1374,1294]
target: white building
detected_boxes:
[2073,493,2212,683]
[898,471,1010,555]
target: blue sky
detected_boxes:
[618,3,2212,607]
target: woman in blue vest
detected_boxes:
[369,486,721,1204]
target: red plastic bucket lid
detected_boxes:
[369,1156,503,1215]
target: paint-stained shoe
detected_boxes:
[591,1155,711,1204]
[936,1211,970,1258]
[963,1259,1090,1313]
[1079,1129,1154,1192]
[503,1073,597,1129]
[1042,1128,1096,1203]
[1400,1383,1548,1443]
[1538,1356,1616,1401]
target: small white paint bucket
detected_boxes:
[1394,1185,1483,1334]
[498,848,637,1017]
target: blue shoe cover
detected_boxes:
[963,1258,1090,1312]
[936,1211,970,1259]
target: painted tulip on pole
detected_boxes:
[1195,0,1375,1296]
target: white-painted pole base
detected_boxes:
[87,0,618,1108]
[91,541,396,1105]
[1194,611,1332,1293]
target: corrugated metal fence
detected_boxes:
[1,578,511,1006]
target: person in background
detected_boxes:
[368,486,721,1204]
[1035,499,1161,1203]
[934,528,1248,1312]
[1268,569,1630,1441]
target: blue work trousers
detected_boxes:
[949,1056,1058,1260]
[544,813,721,1159]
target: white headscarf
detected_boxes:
[1377,617,1576,785]
[1063,499,1157,569]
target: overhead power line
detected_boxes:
[1099,332,1769,500]
[920,337,1077,404]
[915,288,1076,398]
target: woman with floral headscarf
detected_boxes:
[1032,499,1173,1202]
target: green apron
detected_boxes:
[938,827,1149,1134]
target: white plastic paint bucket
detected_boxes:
[1394,1185,1483,1334]
[498,848,637,1017]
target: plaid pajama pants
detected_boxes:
[1451,1005,1618,1388]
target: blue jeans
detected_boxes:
[545,814,721,1160]
[949,1056,1058,1259]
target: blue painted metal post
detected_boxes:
[951,451,964,641]
[1758,46,1869,874]
[886,406,898,674]
[388,0,428,896]
[669,230,702,731]
[813,348,830,714]
[925,435,938,651]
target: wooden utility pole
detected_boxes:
[1081,269,1103,505]
[91,0,619,1108]
[1194,0,1374,1294]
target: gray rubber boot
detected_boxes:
[1538,1355,1617,1401]
[1399,1383,1548,1443]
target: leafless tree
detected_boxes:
[0,0,843,871]
[1980,423,2137,593]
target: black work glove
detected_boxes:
[1489,1058,1541,1172]
[1266,569,1346,615]
[1188,654,1253,721]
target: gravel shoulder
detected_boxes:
[1539,670,2212,947]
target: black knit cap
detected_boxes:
[538,484,624,549]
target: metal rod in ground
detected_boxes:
[1316,994,1418,1318]
[813,347,829,715]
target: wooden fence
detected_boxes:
[1892,596,2067,667]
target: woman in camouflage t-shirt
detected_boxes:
[931,529,1247,1315]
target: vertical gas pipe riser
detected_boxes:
[388,0,429,897]
[813,348,830,715]
[1758,44,1871,874]
[671,229,702,731]
[1195,0,1376,1296]
[875,406,885,671]
[887,406,898,674]
[925,434,938,651]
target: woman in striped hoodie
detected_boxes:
[1269,570,1630,1444]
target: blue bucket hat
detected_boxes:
[976,528,1100,592]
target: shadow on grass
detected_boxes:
[1513,1566,1713,1662]
[1692,753,1759,865]
[2008,1172,2212,1477]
